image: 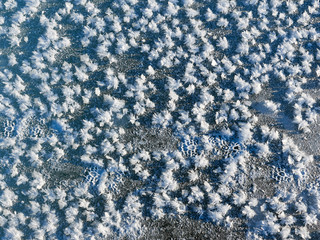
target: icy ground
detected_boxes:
[1,0,320,239]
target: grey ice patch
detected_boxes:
[45,162,86,187]
[24,162,87,189]
[122,127,178,152]
[31,162,104,189]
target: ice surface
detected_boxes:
[1,0,320,239]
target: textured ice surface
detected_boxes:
[1,0,320,239]
[122,127,178,152]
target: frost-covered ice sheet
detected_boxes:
[1,0,320,239]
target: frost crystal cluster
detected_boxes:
[1,0,320,239]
